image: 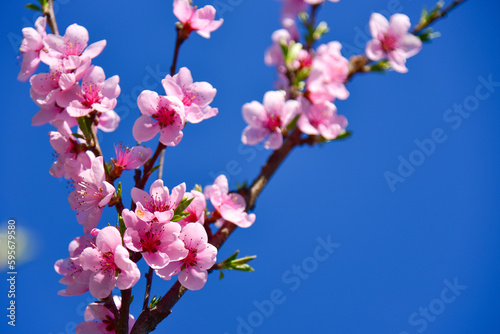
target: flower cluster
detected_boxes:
[17,3,240,331]
[243,1,423,150]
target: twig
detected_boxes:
[142,267,154,312]
[42,0,59,35]
[116,289,132,334]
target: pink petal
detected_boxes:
[155,261,181,280]
[159,126,183,147]
[96,226,121,253]
[89,271,115,299]
[365,39,385,61]
[173,0,193,23]
[178,266,208,290]
[133,115,160,142]
[389,13,411,38]
[265,130,283,150]
[131,187,150,206]
[137,90,160,116]
[262,91,285,116]
[81,40,106,59]
[241,126,269,146]
[174,67,194,87]
[369,13,389,39]
[242,101,267,127]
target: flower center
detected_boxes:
[101,251,118,275]
[266,114,281,131]
[152,106,178,129]
[76,181,104,210]
[382,33,398,52]
[140,230,162,253]
[81,83,102,108]
[181,248,198,270]
[144,195,170,213]
[63,40,85,57]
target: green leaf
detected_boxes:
[25,4,41,11]
[150,165,160,174]
[149,295,161,308]
[116,182,122,200]
[236,181,247,191]
[77,116,93,144]
[38,0,48,7]
[171,212,190,222]
[334,130,352,141]
[286,114,300,131]
[194,184,203,193]
[129,295,134,306]
[370,60,390,73]
[117,215,126,237]
[312,21,329,41]
[219,271,224,280]
[71,133,85,140]
[215,250,257,274]
[174,197,195,216]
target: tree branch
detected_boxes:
[42,0,59,35]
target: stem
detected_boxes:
[170,29,186,77]
[305,4,320,51]
[133,142,166,199]
[142,267,154,312]
[116,288,132,334]
[43,0,59,35]
[411,0,467,34]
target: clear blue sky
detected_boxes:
[1,0,500,333]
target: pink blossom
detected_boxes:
[30,57,90,108]
[112,144,152,171]
[75,296,135,334]
[162,67,218,123]
[17,16,47,82]
[54,234,96,296]
[173,0,223,39]
[48,121,91,179]
[57,65,120,118]
[365,13,422,73]
[297,97,348,140]
[98,109,121,133]
[241,91,299,150]
[178,189,206,227]
[42,23,106,68]
[131,180,186,223]
[204,175,255,228]
[80,226,141,299]
[133,91,185,146]
[122,209,188,269]
[306,41,349,104]
[155,223,217,291]
[68,156,116,233]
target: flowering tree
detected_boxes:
[14,0,468,333]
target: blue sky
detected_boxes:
[1,0,500,333]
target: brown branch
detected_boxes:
[42,0,59,35]
[142,267,154,312]
[116,288,132,334]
